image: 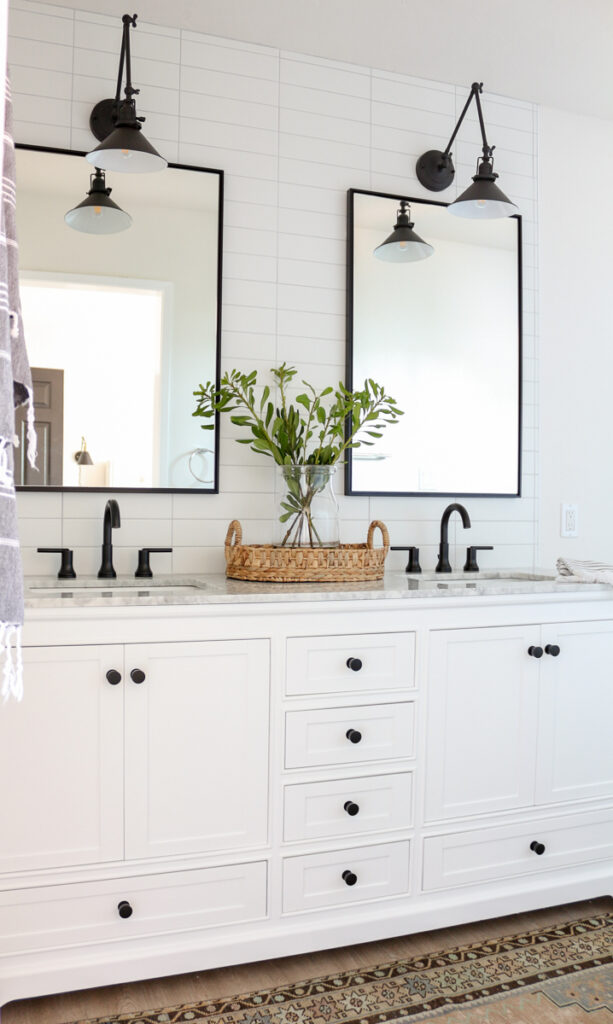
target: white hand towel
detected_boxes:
[556,557,613,585]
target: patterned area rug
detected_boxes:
[67,911,613,1024]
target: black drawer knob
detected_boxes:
[346,657,363,672]
[530,840,546,855]
[344,800,360,816]
[528,646,543,658]
[130,668,146,684]
[106,669,121,686]
[545,644,560,657]
[342,869,357,886]
[346,728,362,744]
[117,900,133,919]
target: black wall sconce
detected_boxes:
[374,200,433,262]
[86,13,167,174]
[64,168,132,234]
[416,82,518,219]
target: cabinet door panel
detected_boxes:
[125,640,270,859]
[0,645,124,872]
[537,621,613,804]
[425,627,539,822]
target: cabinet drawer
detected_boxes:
[0,861,267,954]
[286,633,415,696]
[285,702,415,769]
[284,772,413,842]
[423,808,613,892]
[283,840,410,913]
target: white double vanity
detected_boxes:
[0,572,612,1007]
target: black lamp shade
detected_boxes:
[374,202,434,262]
[86,124,167,174]
[450,170,518,219]
[75,449,94,465]
[64,169,132,234]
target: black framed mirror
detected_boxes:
[14,144,223,493]
[346,188,522,498]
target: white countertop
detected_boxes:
[23,570,612,610]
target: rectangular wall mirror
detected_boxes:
[14,145,223,492]
[346,188,521,497]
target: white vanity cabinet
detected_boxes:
[2,589,612,1009]
[424,619,613,823]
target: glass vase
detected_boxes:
[275,464,340,548]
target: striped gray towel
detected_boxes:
[556,558,613,585]
[0,72,36,702]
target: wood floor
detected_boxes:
[3,897,612,1024]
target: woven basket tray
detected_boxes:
[224,519,390,583]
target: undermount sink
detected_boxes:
[29,583,205,597]
[397,571,555,588]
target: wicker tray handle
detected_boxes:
[367,520,390,551]
[225,519,243,548]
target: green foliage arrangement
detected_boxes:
[193,364,403,546]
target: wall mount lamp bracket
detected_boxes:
[417,82,489,193]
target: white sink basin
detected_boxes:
[29,584,204,597]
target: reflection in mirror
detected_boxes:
[346,189,521,497]
[14,146,222,491]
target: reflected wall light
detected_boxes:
[416,82,518,219]
[374,200,434,262]
[64,168,132,234]
[74,437,94,465]
[86,13,167,174]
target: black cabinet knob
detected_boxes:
[346,728,362,744]
[545,644,560,657]
[342,870,357,886]
[528,646,544,658]
[117,900,133,919]
[530,840,546,855]
[106,669,121,686]
[130,668,146,684]
[346,657,363,672]
[343,800,360,816]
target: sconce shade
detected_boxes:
[87,119,167,175]
[374,200,434,263]
[64,168,132,234]
[85,14,167,174]
[449,159,519,219]
[74,437,94,465]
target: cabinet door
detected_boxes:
[124,640,270,859]
[425,626,539,822]
[0,645,124,872]
[536,620,613,804]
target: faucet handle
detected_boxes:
[390,545,421,574]
[464,546,494,572]
[135,547,173,578]
[37,547,76,580]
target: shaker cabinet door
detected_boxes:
[0,644,124,872]
[424,626,539,822]
[124,639,270,859]
[536,620,613,805]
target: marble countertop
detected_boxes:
[23,570,612,610]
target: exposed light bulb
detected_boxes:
[94,206,102,216]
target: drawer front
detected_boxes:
[286,633,415,696]
[284,772,413,842]
[283,840,410,913]
[423,808,613,892]
[285,702,415,769]
[0,861,267,954]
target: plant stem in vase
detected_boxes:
[277,464,339,548]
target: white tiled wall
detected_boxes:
[9,0,539,578]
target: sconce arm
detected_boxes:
[441,82,491,162]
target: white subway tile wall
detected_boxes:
[9,0,539,578]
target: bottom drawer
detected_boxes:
[283,840,410,913]
[0,861,267,953]
[423,807,613,891]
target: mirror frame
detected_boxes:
[15,143,224,494]
[344,187,523,498]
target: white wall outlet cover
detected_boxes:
[561,503,579,538]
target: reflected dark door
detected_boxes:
[14,367,64,486]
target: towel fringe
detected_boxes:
[0,622,23,702]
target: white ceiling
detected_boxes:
[25,0,613,121]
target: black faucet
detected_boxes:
[98,499,121,579]
[436,502,471,573]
